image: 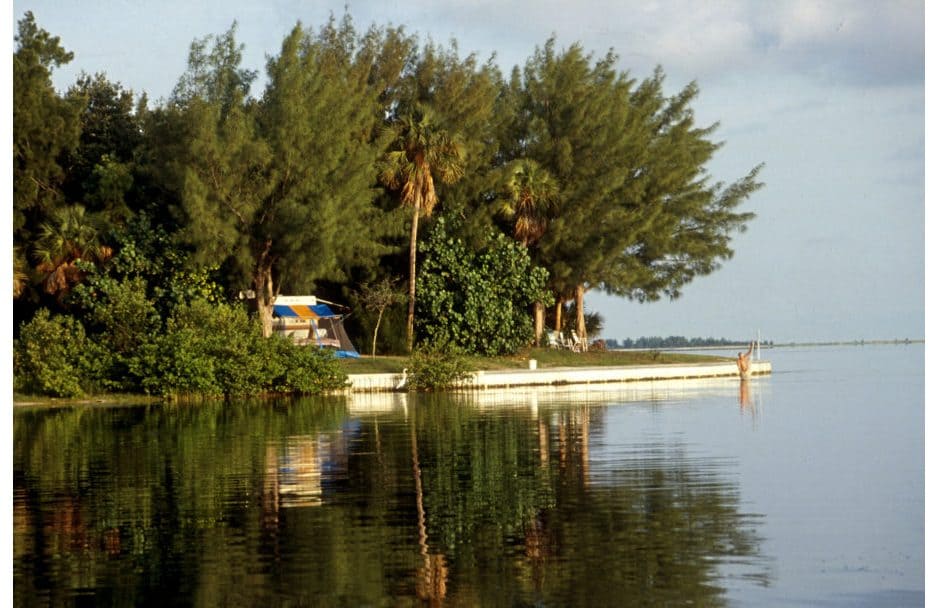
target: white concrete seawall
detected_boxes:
[347,359,771,392]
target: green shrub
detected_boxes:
[416,218,551,356]
[263,337,349,394]
[72,275,162,392]
[13,309,107,397]
[137,299,268,398]
[74,276,161,351]
[15,297,351,400]
[406,345,472,391]
[136,299,349,399]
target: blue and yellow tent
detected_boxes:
[272,296,359,358]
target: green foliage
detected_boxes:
[23,216,348,399]
[511,42,761,303]
[85,154,134,220]
[68,212,226,391]
[172,22,258,115]
[71,275,162,392]
[354,276,407,357]
[13,247,31,299]
[378,103,467,216]
[262,337,350,394]
[382,41,505,253]
[405,344,472,391]
[134,299,348,399]
[393,40,502,221]
[257,21,394,290]
[136,300,266,398]
[497,158,559,246]
[81,212,225,316]
[416,217,551,356]
[378,102,468,351]
[173,20,394,336]
[13,12,82,243]
[62,74,142,222]
[13,308,106,397]
[31,204,112,302]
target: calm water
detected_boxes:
[13,344,924,607]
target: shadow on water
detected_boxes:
[14,389,771,606]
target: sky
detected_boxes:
[9,0,928,344]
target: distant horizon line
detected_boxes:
[604,338,925,348]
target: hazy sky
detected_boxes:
[11,0,927,344]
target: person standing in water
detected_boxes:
[737,341,755,378]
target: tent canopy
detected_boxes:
[271,296,359,358]
[273,302,337,320]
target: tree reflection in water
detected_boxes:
[13,392,770,606]
[411,409,448,604]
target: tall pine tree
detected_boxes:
[508,40,762,341]
[13,12,82,246]
[173,20,392,336]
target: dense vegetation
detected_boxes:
[13,12,763,397]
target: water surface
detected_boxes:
[13,344,924,606]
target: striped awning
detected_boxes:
[273,303,337,319]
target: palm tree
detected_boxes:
[33,204,112,302]
[498,158,558,342]
[498,158,559,247]
[378,105,465,352]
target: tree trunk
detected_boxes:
[255,272,274,338]
[372,307,384,358]
[554,296,564,332]
[533,301,545,345]
[406,205,420,353]
[575,284,587,345]
[255,242,276,338]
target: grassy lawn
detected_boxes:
[338,347,730,374]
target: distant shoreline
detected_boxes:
[773,339,924,347]
[613,339,924,352]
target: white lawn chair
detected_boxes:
[569,330,586,352]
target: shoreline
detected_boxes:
[348,359,772,392]
[13,360,771,406]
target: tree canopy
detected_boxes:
[171,20,395,336]
[13,11,82,243]
[497,40,762,339]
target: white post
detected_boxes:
[757,329,761,360]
